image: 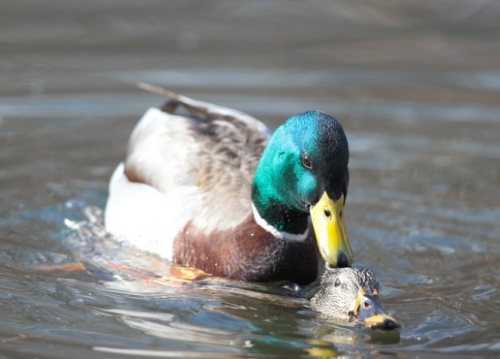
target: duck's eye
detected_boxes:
[334,278,341,287]
[339,210,343,218]
[301,154,313,170]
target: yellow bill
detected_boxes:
[310,191,353,267]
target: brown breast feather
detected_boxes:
[173,214,318,285]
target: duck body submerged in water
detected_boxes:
[105,85,353,284]
[311,266,399,330]
[66,211,398,330]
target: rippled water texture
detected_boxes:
[1,1,500,358]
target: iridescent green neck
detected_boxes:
[251,113,320,235]
[252,171,309,235]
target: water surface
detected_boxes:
[1,1,500,358]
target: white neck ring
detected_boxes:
[251,203,309,242]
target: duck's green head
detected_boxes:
[252,110,353,267]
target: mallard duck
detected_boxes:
[311,266,399,330]
[105,84,353,284]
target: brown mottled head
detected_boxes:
[311,266,399,330]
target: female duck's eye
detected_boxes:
[301,154,313,169]
[334,278,341,287]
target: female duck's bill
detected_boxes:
[310,266,399,330]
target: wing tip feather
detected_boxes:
[138,83,180,100]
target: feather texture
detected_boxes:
[106,88,270,258]
[105,86,321,283]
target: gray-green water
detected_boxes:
[1,1,500,358]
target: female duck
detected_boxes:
[311,266,399,330]
[105,85,353,284]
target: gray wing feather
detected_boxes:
[126,84,270,232]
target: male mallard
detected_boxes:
[105,85,353,284]
[311,266,399,330]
